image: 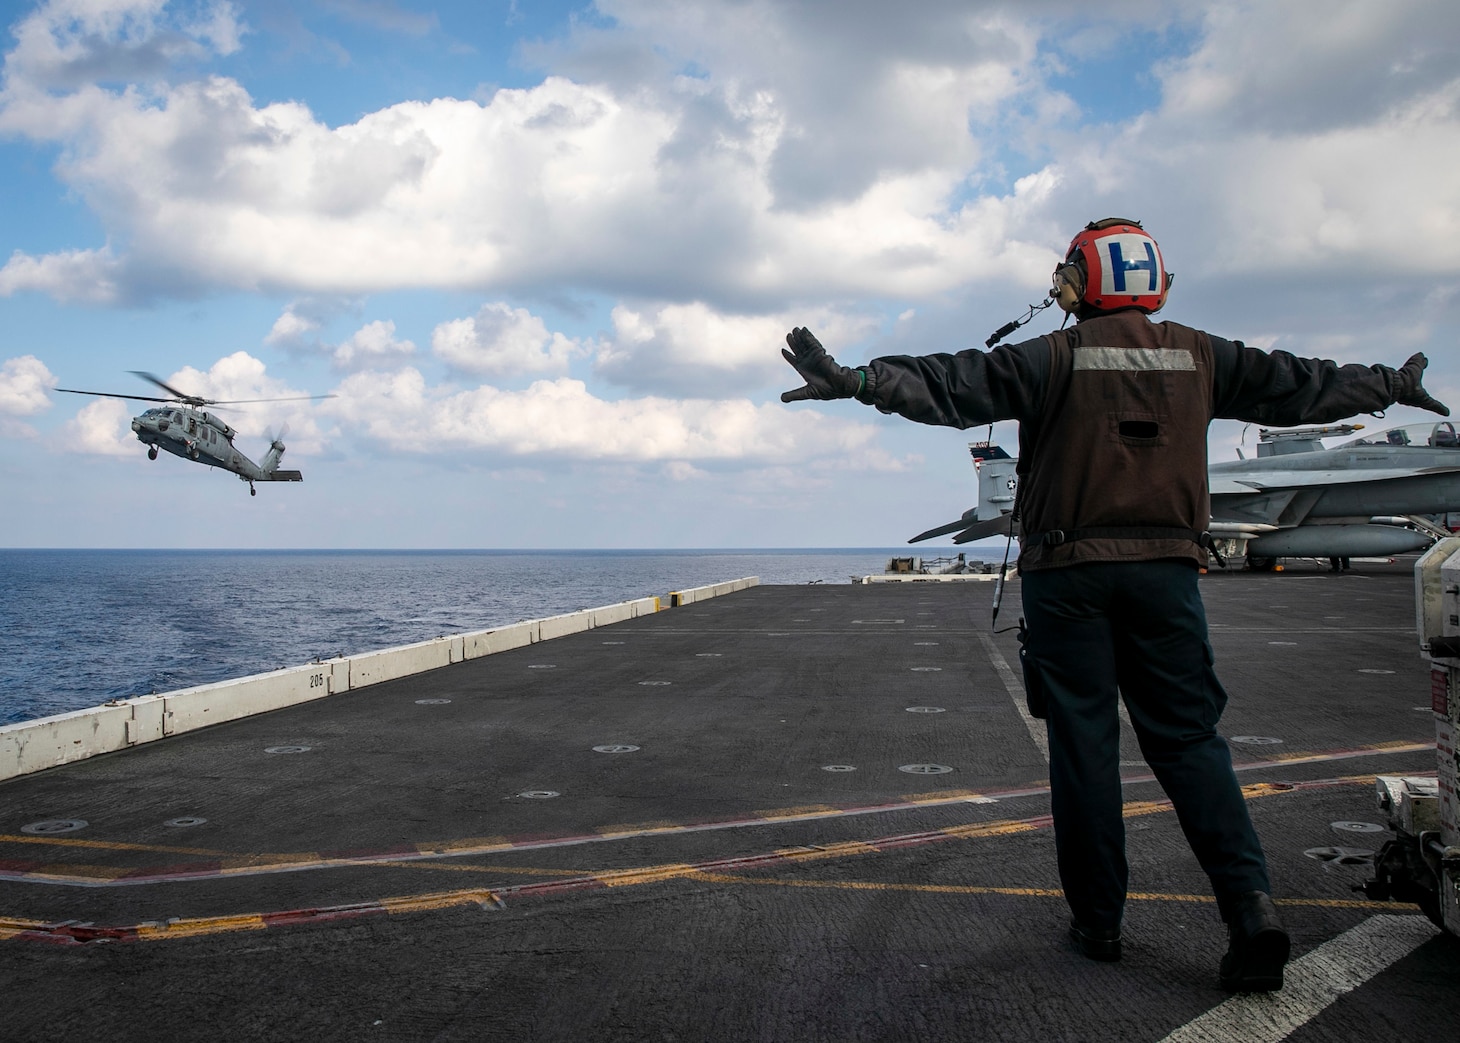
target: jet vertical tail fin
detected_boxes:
[975,453,1018,521]
[908,445,1020,544]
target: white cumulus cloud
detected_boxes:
[332,319,415,371]
[321,368,896,466]
[60,397,135,456]
[0,0,1069,306]
[264,304,321,348]
[593,302,878,396]
[0,248,125,304]
[0,355,56,416]
[4,0,243,91]
[432,303,579,378]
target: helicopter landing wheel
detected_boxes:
[188,448,199,461]
[249,485,256,496]
[147,446,158,460]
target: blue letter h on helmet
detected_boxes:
[1107,240,1159,292]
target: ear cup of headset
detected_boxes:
[1052,261,1085,313]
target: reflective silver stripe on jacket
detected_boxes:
[1072,346,1196,372]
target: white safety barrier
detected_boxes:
[667,576,759,607]
[0,582,753,782]
[858,573,1001,584]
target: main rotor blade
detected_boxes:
[55,387,177,403]
[129,370,196,401]
[205,393,338,405]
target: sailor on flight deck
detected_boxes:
[777,217,1450,992]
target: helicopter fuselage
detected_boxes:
[130,406,301,491]
[132,406,239,467]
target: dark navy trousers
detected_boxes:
[1021,560,1270,931]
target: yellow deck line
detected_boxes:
[0,834,227,856]
[0,779,1401,945]
[696,875,1401,911]
[0,743,1427,877]
[135,915,269,940]
[380,889,501,913]
[0,774,1350,888]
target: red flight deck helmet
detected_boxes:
[1052,218,1174,315]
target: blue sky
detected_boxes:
[1,0,1458,548]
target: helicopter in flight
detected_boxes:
[55,371,335,495]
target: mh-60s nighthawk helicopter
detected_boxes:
[56,371,335,495]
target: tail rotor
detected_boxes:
[259,423,291,477]
[263,422,291,452]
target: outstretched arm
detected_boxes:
[1211,339,1449,424]
[779,328,1049,430]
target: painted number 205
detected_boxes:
[309,673,326,689]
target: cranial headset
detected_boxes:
[984,218,1176,348]
[1052,217,1173,315]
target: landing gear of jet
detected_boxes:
[147,445,158,460]
[248,482,256,496]
[1245,555,1280,572]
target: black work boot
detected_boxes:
[1219,891,1290,992]
[1069,920,1122,962]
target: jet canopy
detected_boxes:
[1341,422,1460,449]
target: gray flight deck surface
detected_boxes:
[3,566,1458,1041]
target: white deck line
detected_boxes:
[975,629,1049,763]
[1157,914,1438,1043]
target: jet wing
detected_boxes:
[952,515,1018,544]
[908,510,1018,544]
[908,508,980,543]
[1209,465,1460,495]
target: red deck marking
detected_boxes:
[114,860,223,880]
[0,748,1429,889]
[317,844,423,860]
[0,777,1362,945]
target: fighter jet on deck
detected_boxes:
[910,422,1460,568]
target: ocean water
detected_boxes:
[0,548,998,725]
